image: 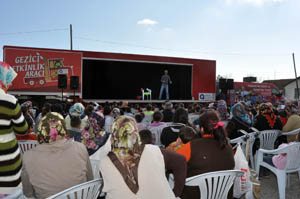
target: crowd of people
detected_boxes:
[1,61,300,198]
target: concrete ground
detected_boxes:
[261,172,300,199]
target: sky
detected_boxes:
[1,0,300,82]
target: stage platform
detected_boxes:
[83,99,212,104]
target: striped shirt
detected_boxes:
[0,89,28,194]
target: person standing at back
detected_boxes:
[159,70,172,100]
[0,62,28,197]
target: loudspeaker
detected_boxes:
[58,74,67,89]
[226,79,234,90]
[219,79,227,90]
[70,76,79,90]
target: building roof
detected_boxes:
[263,79,295,90]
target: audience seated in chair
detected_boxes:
[99,116,187,199]
[148,111,165,129]
[0,62,28,198]
[135,113,147,131]
[167,126,199,152]
[68,116,82,142]
[160,107,191,148]
[176,110,235,199]
[21,112,93,199]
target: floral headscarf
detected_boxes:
[258,103,277,128]
[37,112,68,144]
[109,116,143,194]
[231,103,252,125]
[69,103,85,117]
[81,111,108,155]
[0,62,17,89]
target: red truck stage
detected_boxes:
[3,46,216,101]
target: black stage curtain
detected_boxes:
[82,59,192,100]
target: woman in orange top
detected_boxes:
[177,110,235,199]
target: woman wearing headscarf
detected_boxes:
[227,103,253,140]
[21,112,93,199]
[81,111,110,160]
[99,116,179,199]
[253,103,282,131]
[0,62,28,197]
[65,102,88,130]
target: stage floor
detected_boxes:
[83,99,212,103]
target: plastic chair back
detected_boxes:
[18,140,38,154]
[3,189,24,199]
[285,143,300,171]
[46,178,103,199]
[258,130,280,150]
[185,170,243,199]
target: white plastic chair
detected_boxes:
[255,143,300,199]
[18,140,38,155]
[89,159,100,179]
[185,170,243,199]
[141,88,152,100]
[3,189,24,199]
[46,178,103,199]
[258,130,281,150]
[281,128,300,137]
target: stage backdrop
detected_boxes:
[4,47,82,94]
[82,59,192,100]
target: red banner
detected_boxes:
[4,47,82,94]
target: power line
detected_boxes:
[74,36,290,57]
[0,28,69,36]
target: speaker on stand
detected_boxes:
[70,76,79,100]
[58,74,67,102]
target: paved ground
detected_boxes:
[261,172,300,199]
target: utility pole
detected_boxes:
[293,53,299,99]
[70,24,73,50]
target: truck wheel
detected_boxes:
[40,80,44,85]
[29,81,34,86]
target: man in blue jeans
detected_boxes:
[159,70,172,100]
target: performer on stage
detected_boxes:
[159,70,172,100]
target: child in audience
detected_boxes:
[167,126,199,152]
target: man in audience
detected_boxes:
[162,101,174,122]
[68,116,82,142]
[135,113,147,131]
[103,106,114,133]
[148,111,165,129]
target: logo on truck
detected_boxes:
[12,52,74,86]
